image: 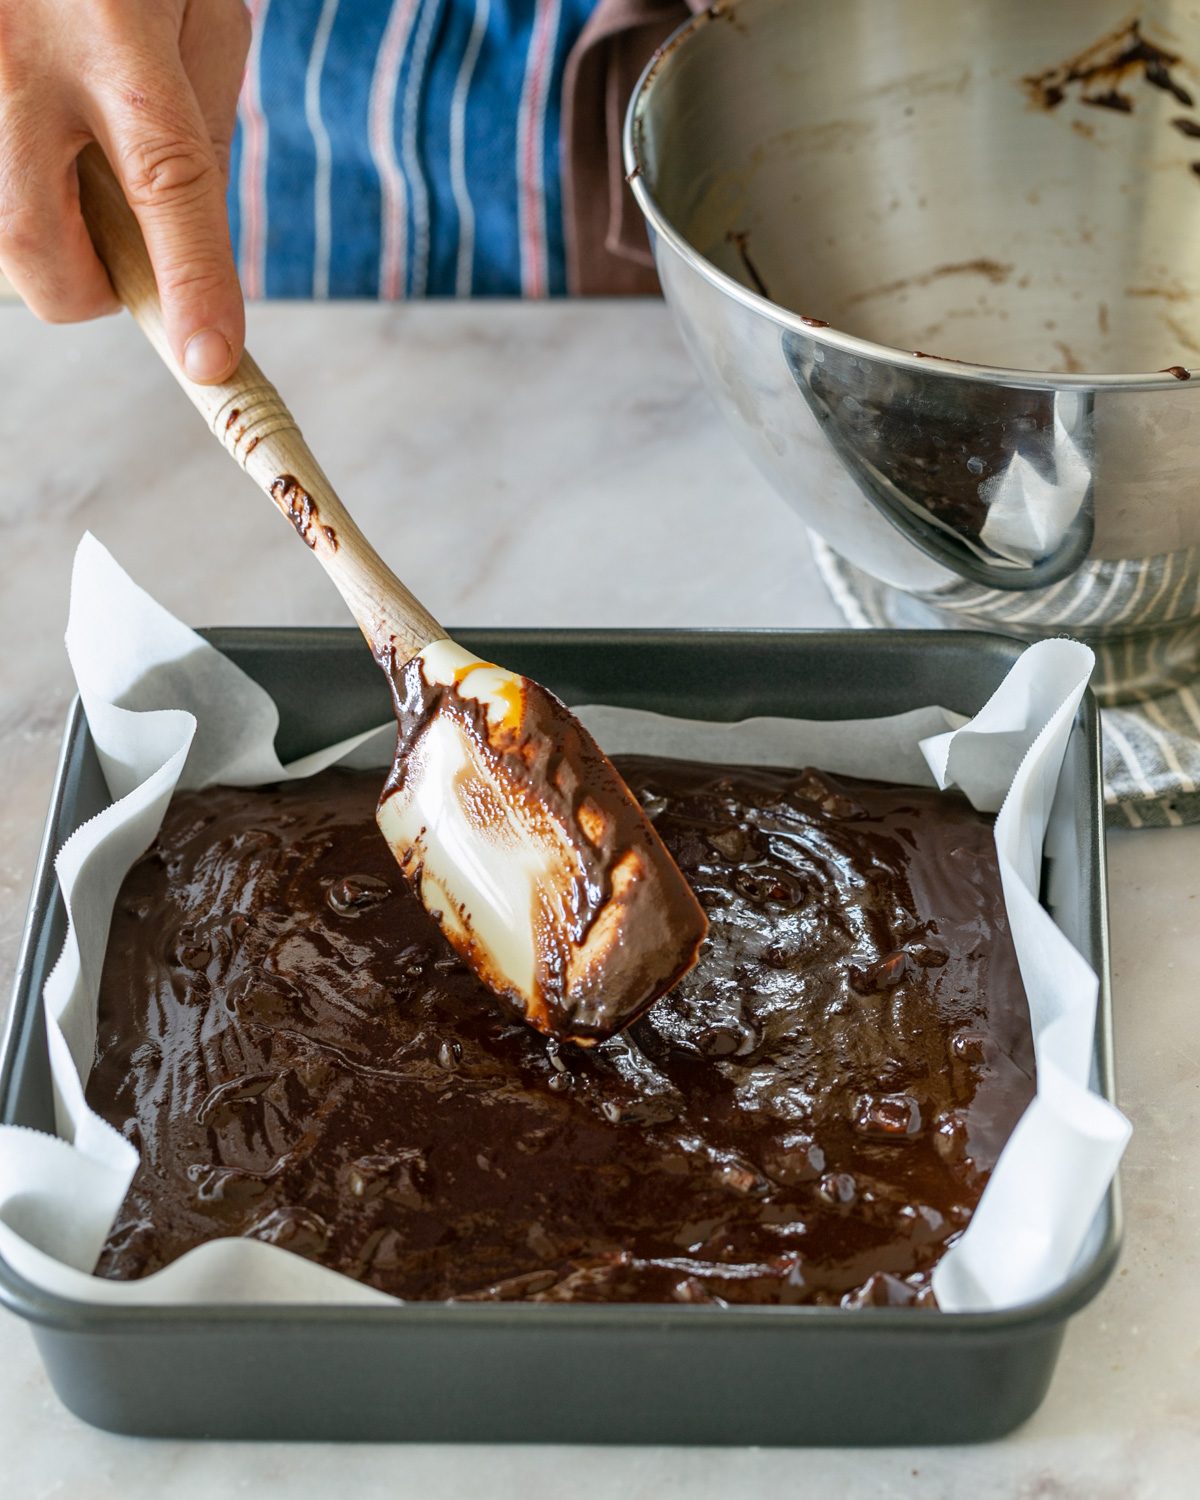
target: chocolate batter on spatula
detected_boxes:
[377,647,707,1042]
[88,760,1033,1307]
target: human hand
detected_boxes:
[0,0,250,382]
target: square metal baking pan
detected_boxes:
[0,628,1119,1444]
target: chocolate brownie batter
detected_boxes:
[87,761,1034,1307]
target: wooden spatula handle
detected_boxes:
[76,143,442,665]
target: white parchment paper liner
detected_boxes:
[0,535,1130,1311]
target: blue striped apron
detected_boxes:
[228,0,598,299]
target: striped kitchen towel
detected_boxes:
[813,538,1200,829]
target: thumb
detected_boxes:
[92,78,245,383]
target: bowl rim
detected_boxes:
[622,0,1199,393]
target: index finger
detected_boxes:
[87,68,245,382]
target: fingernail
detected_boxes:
[183,328,233,382]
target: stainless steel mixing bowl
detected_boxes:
[625,0,1200,702]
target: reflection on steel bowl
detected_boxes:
[624,0,1200,702]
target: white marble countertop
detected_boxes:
[1,302,1196,1498]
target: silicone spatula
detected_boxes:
[76,146,706,1044]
